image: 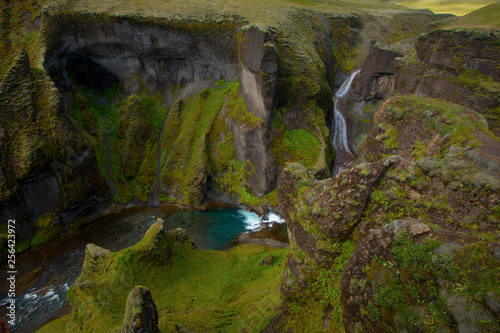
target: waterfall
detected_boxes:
[332,69,361,175]
[151,109,172,205]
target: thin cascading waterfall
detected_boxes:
[333,99,353,156]
[332,69,361,175]
[151,109,172,205]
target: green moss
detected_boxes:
[411,141,427,160]
[376,122,400,150]
[39,230,287,332]
[273,129,322,169]
[263,189,279,207]
[283,240,356,332]
[368,233,500,331]
[225,83,264,129]
[218,160,264,207]
[394,95,492,149]
[448,68,500,94]
[30,213,62,248]
[68,86,165,203]
[160,81,251,205]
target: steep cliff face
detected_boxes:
[277,90,500,330]
[276,28,500,325]
[0,51,108,239]
[395,29,500,135]
[35,2,368,211]
[0,0,455,254]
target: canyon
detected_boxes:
[0,0,499,332]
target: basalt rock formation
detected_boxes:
[395,29,500,134]
[122,286,159,333]
[0,0,451,247]
[276,89,500,331]
[2,0,500,332]
[0,50,108,239]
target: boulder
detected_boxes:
[353,42,403,101]
[122,286,159,333]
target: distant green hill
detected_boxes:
[446,2,500,28]
[396,0,499,16]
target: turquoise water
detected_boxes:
[162,208,262,250]
[1,207,285,332]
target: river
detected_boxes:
[0,206,285,332]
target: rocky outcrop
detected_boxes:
[341,220,500,332]
[43,14,239,96]
[116,96,157,179]
[416,29,500,81]
[41,8,281,203]
[0,51,108,237]
[352,42,403,101]
[277,90,500,330]
[122,286,159,333]
[231,27,278,197]
[395,29,500,134]
[68,220,197,332]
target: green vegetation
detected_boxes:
[283,129,322,167]
[159,80,265,206]
[446,2,500,27]
[284,240,356,332]
[449,68,500,94]
[30,214,62,247]
[13,213,63,252]
[69,86,163,203]
[271,105,328,172]
[367,234,500,331]
[390,95,494,150]
[396,0,498,16]
[0,0,47,78]
[39,225,287,332]
[376,122,400,150]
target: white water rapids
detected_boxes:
[332,69,361,175]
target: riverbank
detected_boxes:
[0,205,287,332]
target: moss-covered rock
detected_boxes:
[122,286,159,333]
[395,29,500,134]
[0,50,108,241]
[341,221,500,332]
[39,218,287,332]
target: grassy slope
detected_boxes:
[396,0,499,16]
[446,2,500,28]
[39,237,288,332]
[47,0,407,23]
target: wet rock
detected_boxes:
[353,42,403,101]
[19,267,44,287]
[122,286,159,333]
[485,291,500,315]
[111,204,125,215]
